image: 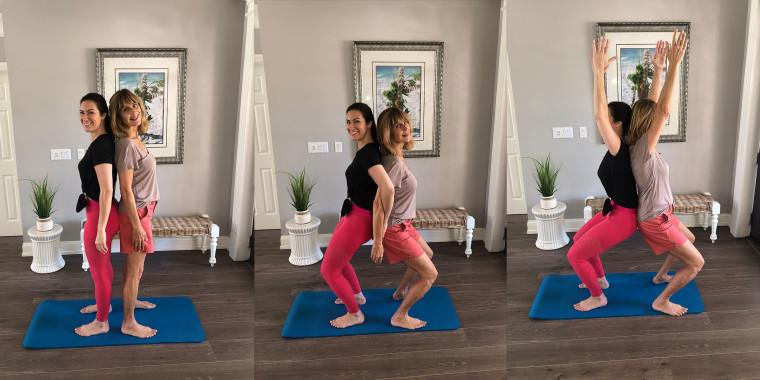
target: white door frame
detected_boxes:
[0,62,23,236]
[484,0,507,252]
[228,0,256,261]
[505,3,527,216]
[730,0,760,238]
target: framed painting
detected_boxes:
[596,22,690,142]
[96,48,187,164]
[353,41,443,157]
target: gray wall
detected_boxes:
[4,0,244,240]
[257,0,501,234]
[508,0,748,219]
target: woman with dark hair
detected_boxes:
[110,88,160,337]
[371,107,437,329]
[627,30,702,317]
[565,36,666,312]
[321,102,394,328]
[74,93,120,336]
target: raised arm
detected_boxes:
[648,30,688,152]
[647,40,667,101]
[592,36,621,155]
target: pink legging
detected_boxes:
[320,203,373,314]
[83,198,120,322]
[567,202,637,296]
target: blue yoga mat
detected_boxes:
[23,297,205,349]
[281,287,460,338]
[529,272,705,319]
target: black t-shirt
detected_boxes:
[78,134,117,201]
[345,142,382,210]
[597,144,638,209]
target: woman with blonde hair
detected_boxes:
[110,88,160,337]
[626,30,702,316]
[372,107,437,330]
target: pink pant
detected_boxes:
[567,202,637,296]
[320,203,372,313]
[83,199,120,321]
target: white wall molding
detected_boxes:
[280,228,487,250]
[228,0,256,261]
[484,0,507,253]
[731,0,760,238]
[526,214,733,235]
[22,236,231,257]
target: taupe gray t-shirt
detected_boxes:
[630,131,673,222]
[382,155,417,227]
[115,137,160,212]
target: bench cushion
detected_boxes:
[109,216,213,238]
[412,208,469,229]
[586,193,714,216]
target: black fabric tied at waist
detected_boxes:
[340,198,352,218]
[602,198,614,216]
[75,193,88,213]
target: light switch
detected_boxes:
[335,142,343,152]
[552,127,573,139]
[77,149,86,160]
[579,127,587,138]
[308,142,329,153]
[50,149,71,160]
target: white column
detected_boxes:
[228,0,256,261]
[28,224,65,273]
[484,0,507,252]
[731,0,760,238]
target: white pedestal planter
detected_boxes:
[531,202,570,250]
[285,217,323,266]
[27,224,65,273]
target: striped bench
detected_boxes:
[412,208,476,257]
[584,193,720,243]
[80,215,220,270]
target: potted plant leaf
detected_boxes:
[281,167,317,224]
[524,154,562,209]
[24,175,59,231]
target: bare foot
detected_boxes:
[578,277,609,290]
[652,299,688,316]
[330,311,364,328]
[573,294,608,311]
[334,292,366,305]
[391,314,427,330]
[393,286,410,300]
[74,319,109,337]
[80,300,155,314]
[80,304,112,314]
[652,274,673,285]
[121,322,157,338]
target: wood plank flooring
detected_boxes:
[507,214,760,379]
[253,229,507,379]
[0,236,254,379]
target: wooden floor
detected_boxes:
[0,236,254,379]
[507,214,760,379]
[253,229,507,379]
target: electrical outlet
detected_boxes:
[335,142,343,152]
[50,149,71,160]
[579,127,587,138]
[77,149,86,160]
[552,127,573,139]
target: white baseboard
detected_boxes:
[22,236,231,257]
[280,228,486,249]
[526,214,732,234]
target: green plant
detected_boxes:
[523,154,562,197]
[280,167,317,212]
[23,175,59,219]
